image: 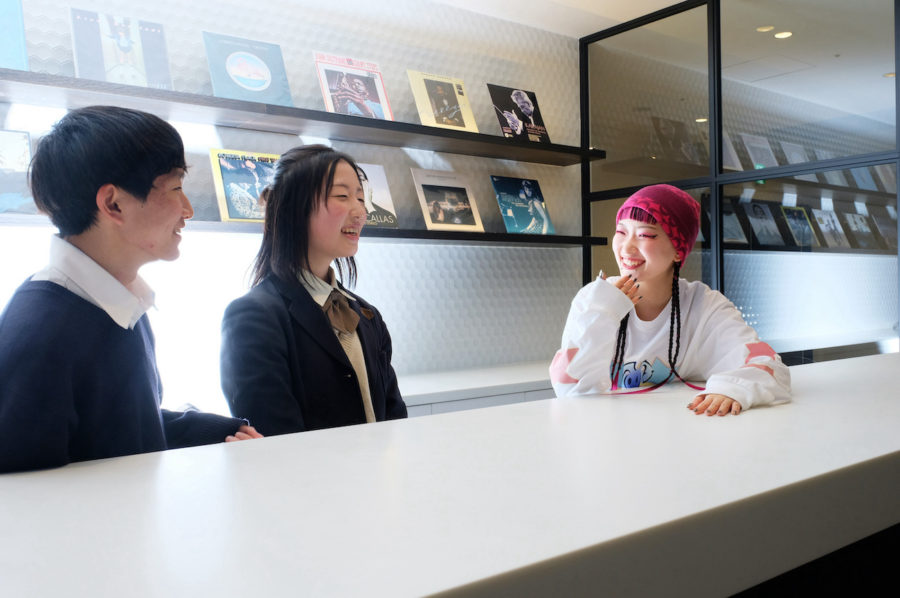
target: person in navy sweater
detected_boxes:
[0,106,262,473]
[220,145,407,435]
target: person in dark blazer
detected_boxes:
[220,145,407,436]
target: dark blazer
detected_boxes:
[220,275,407,436]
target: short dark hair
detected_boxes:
[251,145,362,288]
[29,105,187,236]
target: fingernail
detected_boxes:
[598,269,605,279]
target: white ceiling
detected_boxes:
[434,0,896,124]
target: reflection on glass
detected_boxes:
[722,0,895,169]
[588,7,708,191]
[722,168,897,253]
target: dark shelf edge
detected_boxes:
[0,68,605,167]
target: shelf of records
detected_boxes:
[0,135,602,246]
[704,197,899,254]
[607,117,899,195]
[0,4,602,166]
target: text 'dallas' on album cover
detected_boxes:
[357,163,398,228]
[315,53,393,120]
[407,70,478,133]
[210,148,279,222]
[410,168,483,232]
[70,7,172,89]
[487,84,550,143]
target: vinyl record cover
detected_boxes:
[0,129,35,214]
[203,32,292,106]
[407,70,477,132]
[848,166,879,191]
[780,206,819,248]
[722,200,748,245]
[740,134,779,169]
[357,163,397,228]
[210,148,279,222]
[742,201,785,246]
[70,8,171,89]
[487,84,550,143]
[814,149,850,187]
[871,211,898,250]
[410,168,483,232]
[0,0,28,71]
[873,163,897,194]
[811,209,851,249]
[843,212,880,250]
[779,141,818,182]
[489,175,554,234]
[315,53,392,120]
[651,116,701,164]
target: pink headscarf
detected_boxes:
[615,184,700,263]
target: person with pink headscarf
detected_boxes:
[550,184,791,416]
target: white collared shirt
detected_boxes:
[31,235,155,330]
[300,269,375,424]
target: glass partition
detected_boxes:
[721,0,896,170]
[588,6,709,191]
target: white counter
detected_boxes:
[1,353,898,597]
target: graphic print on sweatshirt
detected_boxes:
[612,357,673,388]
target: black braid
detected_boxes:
[667,261,682,379]
[611,314,629,389]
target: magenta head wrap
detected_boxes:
[615,184,700,263]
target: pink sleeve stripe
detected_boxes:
[550,348,579,384]
[742,363,775,377]
[745,341,777,363]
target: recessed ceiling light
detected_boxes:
[756,26,774,32]
[884,72,896,78]
[695,118,708,123]
[774,31,793,39]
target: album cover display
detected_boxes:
[407,70,478,132]
[487,84,549,142]
[410,168,483,232]
[811,209,851,249]
[70,7,171,88]
[210,148,279,222]
[489,175,555,234]
[357,163,398,228]
[203,32,292,106]
[314,53,392,120]
[742,201,785,246]
[780,206,819,248]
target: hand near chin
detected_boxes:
[602,270,641,306]
[688,394,742,416]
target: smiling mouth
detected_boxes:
[341,227,360,238]
[619,256,644,269]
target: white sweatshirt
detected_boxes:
[550,277,791,410]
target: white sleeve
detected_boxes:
[550,278,634,396]
[689,288,792,410]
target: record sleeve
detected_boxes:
[210,148,279,222]
[873,164,897,194]
[651,116,701,164]
[848,167,879,191]
[357,163,398,228]
[780,205,819,248]
[489,175,555,234]
[814,149,850,186]
[70,8,172,89]
[410,168,483,232]
[0,0,28,71]
[203,32,292,106]
[742,202,785,246]
[871,211,898,250]
[779,141,818,182]
[811,208,851,249]
[314,53,393,120]
[722,200,748,245]
[842,212,880,250]
[407,70,478,132]
[486,84,550,143]
[740,134,779,169]
[0,129,35,214]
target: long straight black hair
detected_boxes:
[610,207,684,389]
[251,145,364,288]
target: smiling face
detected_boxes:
[119,168,193,264]
[307,160,367,279]
[612,218,678,286]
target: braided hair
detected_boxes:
[610,209,684,390]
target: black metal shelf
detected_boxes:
[0,68,604,167]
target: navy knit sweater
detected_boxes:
[0,280,245,473]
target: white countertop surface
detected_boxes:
[1,353,898,597]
